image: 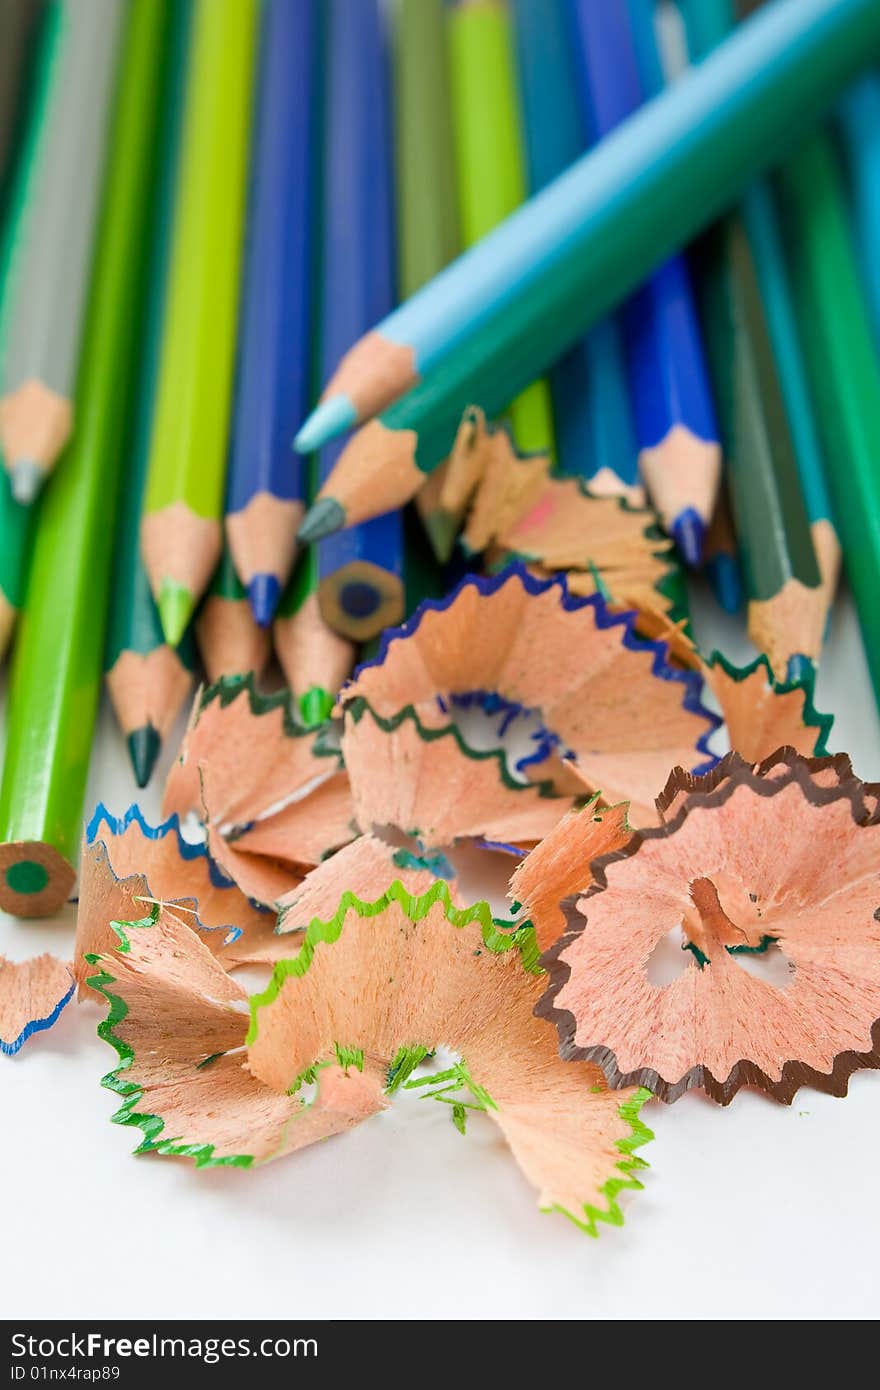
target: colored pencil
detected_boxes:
[395,0,463,562]
[224,0,317,628]
[297,0,880,541]
[777,131,880,705]
[0,3,60,657]
[512,0,641,500]
[693,214,824,682]
[196,545,270,686]
[682,0,840,610]
[449,0,556,462]
[314,0,403,644]
[141,0,258,648]
[837,75,880,353]
[0,0,124,504]
[0,0,44,195]
[104,0,194,790]
[273,457,356,728]
[0,0,170,917]
[575,0,718,564]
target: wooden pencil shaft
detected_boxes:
[106,0,193,673]
[0,3,60,622]
[512,0,638,491]
[576,0,718,547]
[226,0,316,518]
[0,0,170,892]
[681,0,836,538]
[0,0,123,405]
[777,133,880,700]
[837,75,880,354]
[394,0,459,299]
[693,213,820,603]
[316,0,402,638]
[143,0,258,524]
[449,0,554,456]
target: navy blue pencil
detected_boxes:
[571,0,720,565]
[314,0,403,644]
[225,0,318,627]
[511,0,641,502]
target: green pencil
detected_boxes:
[104,0,194,789]
[0,0,169,918]
[141,0,258,648]
[448,0,554,461]
[395,0,462,561]
[777,131,880,705]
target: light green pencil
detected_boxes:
[0,0,171,917]
[141,0,258,648]
[448,0,554,458]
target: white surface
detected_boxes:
[1,582,879,1322]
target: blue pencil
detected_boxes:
[315,0,403,643]
[511,0,641,500]
[561,0,720,564]
[225,0,318,627]
[837,74,880,354]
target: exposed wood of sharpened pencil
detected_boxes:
[580,0,719,564]
[196,545,270,686]
[777,131,880,707]
[314,0,404,644]
[395,0,464,562]
[224,0,318,627]
[104,0,195,791]
[296,0,880,539]
[513,0,641,501]
[449,0,555,463]
[141,0,258,649]
[0,0,124,504]
[692,213,824,683]
[0,0,173,917]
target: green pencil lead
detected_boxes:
[127,724,161,789]
[297,496,345,544]
[9,459,44,506]
[157,578,194,648]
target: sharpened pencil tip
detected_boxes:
[298,496,346,544]
[157,579,194,647]
[705,553,743,614]
[299,686,334,728]
[9,459,45,505]
[671,508,707,567]
[247,572,281,627]
[127,725,161,788]
[294,396,357,454]
[785,653,814,685]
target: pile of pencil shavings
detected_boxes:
[58,567,880,1235]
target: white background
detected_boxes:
[1,583,879,1322]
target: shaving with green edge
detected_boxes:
[88,875,653,1237]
